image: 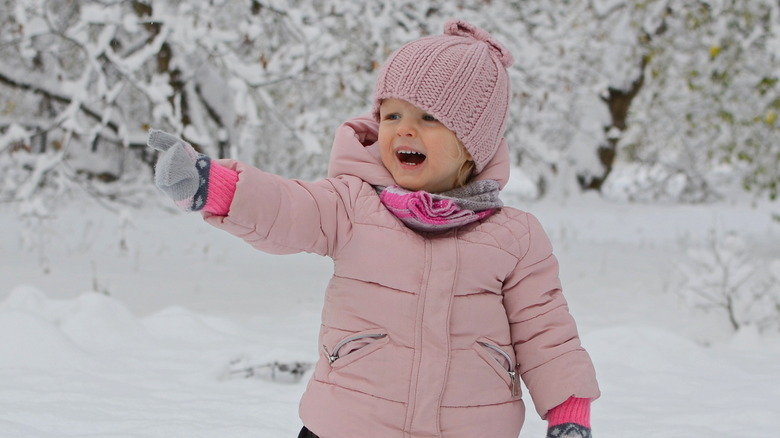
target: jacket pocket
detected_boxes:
[315,329,410,403]
[322,330,389,369]
[476,339,520,397]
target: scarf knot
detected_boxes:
[377,180,503,232]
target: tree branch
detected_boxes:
[0,70,121,136]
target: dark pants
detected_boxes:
[298,426,319,438]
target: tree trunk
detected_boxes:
[578,64,646,191]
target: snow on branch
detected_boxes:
[678,228,780,333]
[1,0,778,207]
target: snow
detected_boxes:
[0,124,31,152]
[2,188,779,437]
[3,2,779,434]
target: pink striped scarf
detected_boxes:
[377,180,503,232]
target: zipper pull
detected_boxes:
[509,369,520,397]
[322,345,337,364]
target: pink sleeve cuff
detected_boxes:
[202,162,238,216]
[546,397,591,428]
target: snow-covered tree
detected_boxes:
[1,0,777,207]
[609,0,780,202]
[679,229,780,333]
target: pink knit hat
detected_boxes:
[373,19,514,173]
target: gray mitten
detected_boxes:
[547,423,592,438]
[148,129,211,211]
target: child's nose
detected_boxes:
[397,120,417,137]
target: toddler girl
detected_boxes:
[149,19,599,438]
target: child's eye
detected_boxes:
[422,114,438,122]
[384,113,401,121]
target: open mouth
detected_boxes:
[397,150,426,166]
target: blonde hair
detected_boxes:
[454,160,476,188]
[443,139,476,189]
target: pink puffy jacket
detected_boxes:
[204,115,599,438]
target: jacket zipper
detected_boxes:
[478,341,520,396]
[322,333,387,364]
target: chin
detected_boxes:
[391,176,422,191]
[397,183,423,192]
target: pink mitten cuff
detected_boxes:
[202,162,238,215]
[547,397,591,428]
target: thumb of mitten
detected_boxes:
[148,129,191,153]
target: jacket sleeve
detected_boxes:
[502,213,600,419]
[202,159,359,257]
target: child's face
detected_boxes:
[378,99,472,193]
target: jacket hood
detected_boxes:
[327,114,510,189]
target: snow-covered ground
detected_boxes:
[2,185,779,437]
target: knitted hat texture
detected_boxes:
[373,19,514,173]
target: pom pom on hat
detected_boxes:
[443,20,514,68]
[373,19,513,173]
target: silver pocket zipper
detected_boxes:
[322,333,387,364]
[478,341,520,396]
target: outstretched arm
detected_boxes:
[202,160,361,257]
[147,130,357,257]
